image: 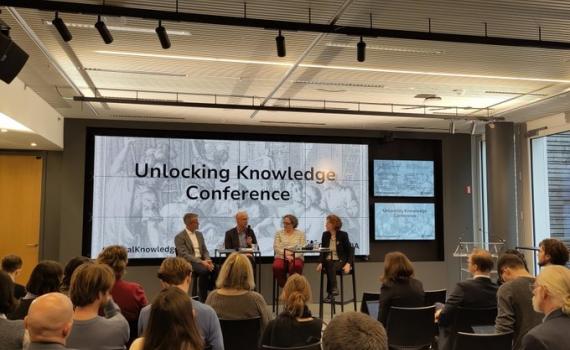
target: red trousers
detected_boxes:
[273,257,304,287]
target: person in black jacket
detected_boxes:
[1,255,26,300]
[378,251,425,327]
[224,211,258,250]
[317,214,351,302]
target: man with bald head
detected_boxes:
[224,211,258,250]
[24,292,76,350]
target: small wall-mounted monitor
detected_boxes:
[374,202,435,241]
[374,160,434,197]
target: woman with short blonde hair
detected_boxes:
[206,253,271,331]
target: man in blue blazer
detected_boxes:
[521,265,570,350]
[174,212,215,302]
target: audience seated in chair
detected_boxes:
[97,245,148,344]
[137,257,223,350]
[206,252,271,331]
[61,256,91,295]
[537,238,569,267]
[495,253,542,350]
[261,274,322,348]
[378,251,425,327]
[66,263,130,350]
[436,248,498,350]
[0,271,27,348]
[9,260,63,320]
[273,214,306,288]
[1,254,26,299]
[131,287,204,350]
[317,214,352,303]
[521,265,570,350]
[322,311,387,350]
[24,293,74,350]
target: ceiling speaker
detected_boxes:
[0,32,29,84]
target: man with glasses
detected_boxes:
[521,265,570,350]
[495,253,542,350]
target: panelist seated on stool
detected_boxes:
[273,214,306,288]
[175,212,216,302]
[225,211,258,270]
[316,214,351,303]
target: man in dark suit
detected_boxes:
[224,211,257,250]
[174,213,215,302]
[437,248,498,350]
[521,265,570,350]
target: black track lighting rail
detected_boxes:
[3,0,570,50]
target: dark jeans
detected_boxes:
[324,260,343,293]
[191,261,217,302]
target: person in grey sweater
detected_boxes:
[495,253,542,350]
[66,263,129,350]
[24,293,75,350]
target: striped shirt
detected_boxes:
[273,229,306,259]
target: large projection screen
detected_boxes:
[88,135,369,259]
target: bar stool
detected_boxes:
[319,245,357,319]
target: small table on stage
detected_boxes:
[214,248,262,292]
[283,247,331,318]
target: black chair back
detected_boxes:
[261,342,321,350]
[219,317,261,350]
[360,292,380,315]
[454,307,497,333]
[453,332,513,350]
[386,305,435,349]
[424,289,446,306]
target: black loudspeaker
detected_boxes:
[0,32,29,84]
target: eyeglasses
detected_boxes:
[282,221,292,226]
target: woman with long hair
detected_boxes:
[378,251,425,326]
[131,287,204,350]
[261,274,322,347]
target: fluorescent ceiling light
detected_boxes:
[0,112,32,132]
[326,42,444,55]
[46,21,191,36]
[95,50,570,83]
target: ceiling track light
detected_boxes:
[275,29,286,57]
[357,36,366,62]
[155,20,171,49]
[52,12,72,42]
[95,15,113,44]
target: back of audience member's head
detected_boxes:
[0,271,18,315]
[539,238,569,267]
[62,256,91,292]
[533,265,570,315]
[157,257,192,287]
[381,251,414,283]
[323,312,387,350]
[468,248,494,274]
[24,293,74,345]
[97,245,128,279]
[2,255,23,275]
[27,260,64,296]
[497,253,527,284]
[503,249,529,271]
[215,252,254,291]
[143,287,203,350]
[69,263,115,307]
[281,274,311,318]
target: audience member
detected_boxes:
[273,214,306,287]
[322,311,388,350]
[175,213,216,302]
[1,254,26,299]
[9,260,63,320]
[97,245,147,343]
[538,238,569,267]
[521,265,570,350]
[317,214,351,303]
[61,256,91,295]
[131,287,204,350]
[138,257,223,350]
[261,274,322,347]
[377,251,425,327]
[66,263,130,350]
[24,293,74,350]
[0,271,26,348]
[206,252,271,331]
[495,253,542,350]
[437,249,498,350]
